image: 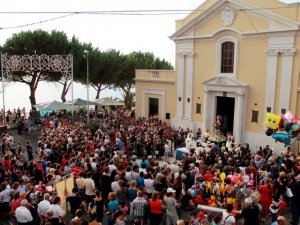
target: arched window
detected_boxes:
[221,41,234,73]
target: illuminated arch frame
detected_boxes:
[0,53,74,114]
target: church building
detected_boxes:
[135,0,300,151]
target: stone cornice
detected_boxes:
[134,78,175,84]
[266,47,296,56]
[281,48,296,56]
[177,52,196,58]
[266,48,279,56]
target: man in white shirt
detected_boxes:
[91,158,97,172]
[144,175,155,197]
[4,178,11,191]
[108,160,117,173]
[15,199,33,225]
[221,204,236,225]
[131,165,140,180]
[0,183,11,216]
[49,196,65,224]
[84,171,95,205]
[37,193,51,220]
[111,175,121,193]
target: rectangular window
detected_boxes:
[221,42,234,73]
[196,103,201,114]
[251,110,259,123]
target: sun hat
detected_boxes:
[167,187,176,193]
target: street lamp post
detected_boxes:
[84,50,90,124]
[0,52,5,125]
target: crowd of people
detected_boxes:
[0,108,299,225]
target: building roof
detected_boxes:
[170,0,300,40]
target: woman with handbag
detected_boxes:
[260,179,272,222]
[89,190,104,223]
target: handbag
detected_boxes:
[88,200,96,214]
[285,186,293,198]
[181,184,186,196]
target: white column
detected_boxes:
[203,88,210,132]
[142,90,146,117]
[160,94,166,121]
[234,91,245,144]
[184,52,195,120]
[176,53,184,119]
[279,48,296,112]
[264,48,278,114]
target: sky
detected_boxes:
[0,0,299,111]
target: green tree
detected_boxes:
[59,37,88,102]
[1,30,72,106]
[76,48,124,111]
[89,49,122,100]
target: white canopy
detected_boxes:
[66,98,98,106]
[34,101,74,111]
[93,98,124,106]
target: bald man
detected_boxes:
[177,220,185,225]
[271,216,286,225]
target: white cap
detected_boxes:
[167,187,176,193]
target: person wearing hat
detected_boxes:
[165,187,179,225]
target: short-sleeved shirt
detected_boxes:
[165,197,177,215]
[221,212,236,225]
[0,189,11,202]
[37,200,51,217]
[107,199,119,212]
[49,204,64,219]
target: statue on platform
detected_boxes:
[214,115,223,134]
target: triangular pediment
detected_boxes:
[202,76,248,87]
[170,0,300,39]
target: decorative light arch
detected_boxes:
[0,53,74,118]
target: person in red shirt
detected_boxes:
[45,121,51,128]
[277,194,287,215]
[203,170,213,182]
[72,162,82,180]
[260,179,273,221]
[149,191,162,225]
[2,154,10,171]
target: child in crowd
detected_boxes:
[119,201,129,222]
[269,195,280,222]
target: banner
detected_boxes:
[55,174,74,213]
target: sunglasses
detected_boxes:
[277,220,284,223]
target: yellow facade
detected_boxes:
[135,70,177,122]
[135,0,300,152]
